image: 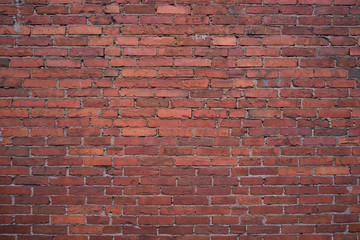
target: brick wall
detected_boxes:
[1,0,360,239]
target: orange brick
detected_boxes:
[32,26,66,35]
[158,109,192,118]
[315,167,349,175]
[52,216,85,224]
[157,5,190,14]
[212,37,236,46]
[68,26,102,35]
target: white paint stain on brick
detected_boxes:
[14,0,23,33]
[194,33,209,40]
[0,128,3,142]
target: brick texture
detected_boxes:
[0,0,360,239]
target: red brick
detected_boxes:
[52,216,85,224]
[69,147,104,156]
[248,109,281,118]
[32,26,66,35]
[140,16,174,24]
[175,58,210,67]
[47,59,82,68]
[141,37,175,46]
[11,58,44,68]
[122,69,156,78]
[139,216,173,225]
[157,5,190,14]
[0,26,31,35]
[237,58,262,67]
[122,128,156,137]
[279,167,313,176]
[176,16,209,25]
[123,5,155,14]
[246,48,280,56]
[315,167,349,175]
[299,0,331,4]
[281,69,314,78]
[265,59,298,67]
[53,37,87,46]
[158,109,191,118]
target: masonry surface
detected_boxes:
[0,0,360,239]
